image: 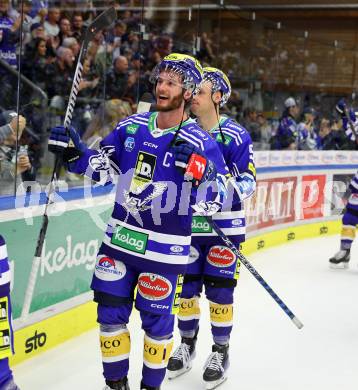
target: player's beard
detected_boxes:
[154,91,184,112]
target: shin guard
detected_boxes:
[142,334,173,387]
[177,296,201,339]
[100,325,131,381]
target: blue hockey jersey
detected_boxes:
[192,116,256,245]
[69,112,229,273]
[347,172,358,214]
[0,235,10,297]
[0,16,18,68]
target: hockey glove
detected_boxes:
[48,126,87,163]
[172,140,217,187]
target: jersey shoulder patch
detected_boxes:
[115,112,150,133]
[182,122,210,141]
[218,118,252,145]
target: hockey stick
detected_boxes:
[20,7,117,321]
[205,216,304,329]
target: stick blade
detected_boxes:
[86,7,117,38]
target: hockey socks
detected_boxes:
[142,334,173,388]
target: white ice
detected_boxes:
[13,234,358,390]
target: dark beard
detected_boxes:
[154,92,184,112]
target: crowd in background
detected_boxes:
[0,0,357,196]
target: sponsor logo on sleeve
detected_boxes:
[126,124,139,134]
[137,273,172,300]
[124,137,135,152]
[216,133,232,145]
[111,226,148,254]
[207,246,236,268]
[95,255,126,281]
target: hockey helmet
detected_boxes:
[150,53,203,93]
[201,67,231,107]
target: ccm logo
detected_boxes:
[144,142,158,149]
[150,303,169,309]
[25,330,47,354]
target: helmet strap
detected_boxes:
[211,94,226,143]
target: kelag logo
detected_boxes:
[111,226,148,254]
[25,330,47,354]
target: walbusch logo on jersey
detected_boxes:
[207,246,236,268]
[137,274,172,300]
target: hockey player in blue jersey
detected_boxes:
[271,97,299,150]
[48,53,230,390]
[329,100,358,268]
[0,235,20,390]
[167,67,256,389]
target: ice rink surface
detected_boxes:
[13,234,358,390]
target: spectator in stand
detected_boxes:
[154,34,173,57]
[9,0,33,48]
[0,0,20,68]
[242,107,261,142]
[28,0,49,19]
[58,17,72,46]
[44,6,60,37]
[271,97,299,150]
[109,20,127,59]
[62,37,80,58]
[257,111,272,146]
[104,55,129,99]
[0,111,35,196]
[72,57,100,136]
[72,13,85,42]
[297,107,318,150]
[318,117,353,150]
[46,46,74,100]
[82,98,132,142]
[30,37,55,90]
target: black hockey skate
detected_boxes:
[140,380,160,390]
[103,376,130,390]
[167,336,197,379]
[203,344,229,390]
[329,249,350,269]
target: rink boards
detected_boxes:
[0,150,356,365]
